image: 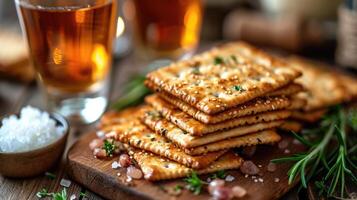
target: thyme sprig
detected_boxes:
[272,106,357,198]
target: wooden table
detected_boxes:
[0,48,304,200]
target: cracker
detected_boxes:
[289,96,307,110]
[185,130,281,155]
[145,95,291,135]
[132,150,243,181]
[103,117,226,169]
[288,57,348,111]
[336,72,357,100]
[291,109,327,123]
[146,42,301,114]
[265,83,304,97]
[279,121,303,133]
[155,92,291,124]
[98,106,144,129]
[142,111,284,148]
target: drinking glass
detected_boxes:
[129,0,203,61]
[15,0,118,124]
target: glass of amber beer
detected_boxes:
[15,0,117,124]
[130,0,203,61]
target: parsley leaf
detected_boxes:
[230,55,238,63]
[52,188,67,200]
[184,172,206,195]
[174,185,183,192]
[234,85,245,92]
[36,188,67,200]
[191,68,200,75]
[103,140,115,157]
[214,56,224,65]
[36,188,50,198]
[210,170,227,179]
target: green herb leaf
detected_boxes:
[45,172,56,180]
[174,185,183,192]
[52,188,67,200]
[36,188,67,200]
[230,55,238,63]
[233,85,245,92]
[79,192,87,198]
[210,170,226,179]
[36,188,51,198]
[103,140,115,157]
[214,56,224,65]
[191,68,200,75]
[184,172,206,195]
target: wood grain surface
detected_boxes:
[67,131,306,200]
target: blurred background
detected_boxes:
[0,0,356,83]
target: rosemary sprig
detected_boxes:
[272,106,357,198]
[112,60,172,111]
[112,75,151,111]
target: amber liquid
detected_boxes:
[132,0,202,60]
[18,0,117,93]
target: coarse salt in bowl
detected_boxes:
[0,106,69,178]
[0,106,65,153]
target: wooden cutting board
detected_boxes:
[67,132,305,200]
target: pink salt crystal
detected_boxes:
[240,161,260,175]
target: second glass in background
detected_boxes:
[128,0,203,61]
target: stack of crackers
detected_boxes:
[100,42,305,181]
[281,57,357,132]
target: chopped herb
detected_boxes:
[150,137,156,142]
[52,188,67,200]
[36,188,67,200]
[234,85,246,92]
[214,56,224,65]
[103,140,116,157]
[184,172,207,195]
[230,55,238,63]
[210,170,227,179]
[174,185,184,192]
[146,111,161,119]
[79,192,87,198]
[191,68,200,75]
[45,172,56,180]
[36,188,50,198]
